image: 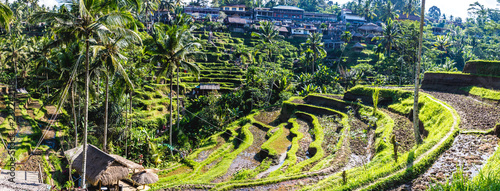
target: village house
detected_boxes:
[184,6,220,19]
[221,5,253,19]
[271,6,305,20]
[225,16,251,33]
[340,9,366,26]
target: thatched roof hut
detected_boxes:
[358,23,383,34]
[352,42,365,52]
[131,170,158,185]
[64,144,143,186]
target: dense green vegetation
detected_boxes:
[0,0,498,190]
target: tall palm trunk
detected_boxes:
[125,90,128,158]
[169,74,173,157]
[176,67,180,151]
[129,90,132,152]
[72,82,77,147]
[82,35,90,189]
[103,75,109,153]
[413,0,425,145]
[312,53,317,74]
[46,73,49,95]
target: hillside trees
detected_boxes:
[0,2,12,31]
[32,0,141,186]
[301,32,326,75]
[146,15,202,155]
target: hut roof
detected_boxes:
[227,17,247,24]
[358,23,383,32]
[352,32,364,38]
[0,179,51,191]
[64,144,138,186]
[366,33,376,38]
[131,170,159,185]
[110,154,144,170]
[353,42,364,49]
[277,26,288,32]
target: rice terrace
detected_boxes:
[0,0,499,190]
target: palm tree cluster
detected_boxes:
[0,0,201,188]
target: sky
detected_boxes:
[38,0,499,20]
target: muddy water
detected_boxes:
[255,152,287,179]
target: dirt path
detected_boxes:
[422,90,500,130]
[391,134,499,191]
[212,126,267,182]
[354,94,459,191]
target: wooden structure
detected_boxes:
[195,83,220,95]
[64,144,144,187]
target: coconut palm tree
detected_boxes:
[301,32,326,74]
[2,35,30,91]
[0,2,13,31]
[157,0,179,22]
[31,0,138,187]
[376,19,399,56]
[359,0,377,22]
[468,2,488,24]
[251,21,283,62]
[413,0,425,145]
[341,31,352,42]
[381,1,398,22]
[92,28,142,152]
[402,0,418,17]
[146,17,202,156]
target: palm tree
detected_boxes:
[251,21,283,62]
[381,1,398,22]
[157,0,179,22]
[413,0,425,145]
[0,2,13,31]
[402,0,418,17]
[31,0,138,187]
[92,28,141,152]
[376,19,399,56]
[468,2,488,24]
[299,49,314,73]
[341,31,352,42]
[359,0,377,22]
[301,32,326,74]
[2,35,30,92]
[146,17,202,156]
[38,44,87,148]
[434,35,451,54]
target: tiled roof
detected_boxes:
[227,17,248,24]
[345,14,366,21]
[272,6,304,11]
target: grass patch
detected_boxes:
[460,86,500,101]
